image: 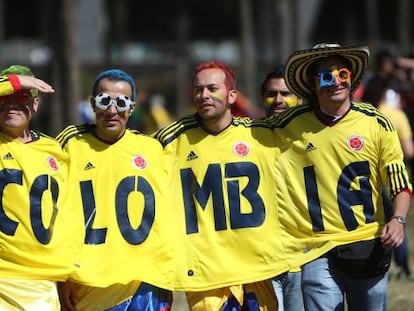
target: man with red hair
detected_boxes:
[154,61,288,310]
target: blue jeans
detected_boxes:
[272,271,304,311]
[301,256,388,311]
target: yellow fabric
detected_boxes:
[0,76,15,96]
[288,266,301,273]
[74,281,140,311]
[378,102,412,141]
[0,131,75,281]
[270,102,412,268]
[154,116,289,291]
[186,281,277,311]
[0,278,60,311]
[56,125,175,290]
[150,101,174,130]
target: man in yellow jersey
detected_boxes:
[260,65,304,311]
[154,61,289,310]
[57,69,174,311]
[269,44,412,311]
[0,64,73,310]
[260,64,300,117]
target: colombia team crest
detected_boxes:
[233,141,250,157]
[47,156,59,171]
[347,135,364,151]
[132,154,147,169]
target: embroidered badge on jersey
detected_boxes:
[132,154,147,169]
[47,156,59,171]
[233,142,250,157]
[347,135,364,151]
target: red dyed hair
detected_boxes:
[193,61,236,90]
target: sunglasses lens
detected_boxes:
[322,72,333,83]
[339,69,349,80]
[116,98,127,108]
[95,93,112,107]
[101,97,111,106]
[0,93,33,105]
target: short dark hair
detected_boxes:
[260,65,285,97]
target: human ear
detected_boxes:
[90,96,97,112]
[31,97,40,113]
[228,89,238,104]
[129,103,136,116]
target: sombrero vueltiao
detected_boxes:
[284,43,370,100]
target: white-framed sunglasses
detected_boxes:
[93,93,133,112]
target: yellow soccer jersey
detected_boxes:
[0,131,74,281]
[269,102,412,268]
[154,114,289,291]
[56,125,175,290]
[0,74,20,96]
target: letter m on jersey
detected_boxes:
[180,162,265,234]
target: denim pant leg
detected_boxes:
[283,271,304,311]
[344,271,388,311]
[272,273,287,311]
[301,256,345,311]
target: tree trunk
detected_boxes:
[44,0,80,135]
[175,1,190,118]
[239,0,257,104]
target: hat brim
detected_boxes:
[284,45,370,100]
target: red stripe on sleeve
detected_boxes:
[7,74,21,92]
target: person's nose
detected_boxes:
[332,74,341,85]
[106,103,118,113]
[201,87,210,99]
[275,92,284,103]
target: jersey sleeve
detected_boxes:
[379,119,412,199]
[0,75,21,96]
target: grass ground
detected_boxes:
[171,202,414,311]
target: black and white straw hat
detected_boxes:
[284,43,370,100]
